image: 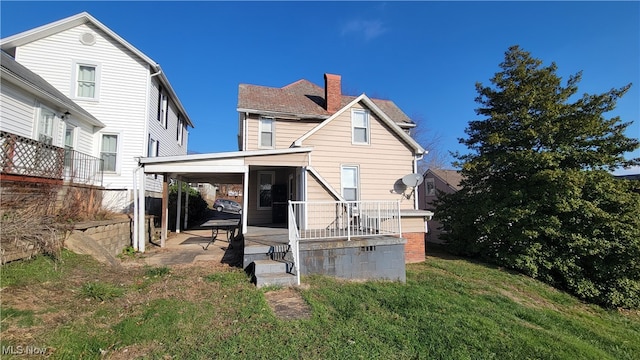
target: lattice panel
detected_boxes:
[1,131,64,179]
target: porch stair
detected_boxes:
[252,259,296,288]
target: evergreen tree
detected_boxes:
[436,46,640,308]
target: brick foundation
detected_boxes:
[404,232,426,263]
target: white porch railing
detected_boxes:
[289,200,401,241]
[288,202,301,286]
[287,200,402,286]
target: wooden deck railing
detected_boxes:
[1,130,103,186]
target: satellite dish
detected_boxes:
[401,173,424,188]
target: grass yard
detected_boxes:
[1,250,638,359]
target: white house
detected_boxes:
[0,12,194,210]
[1,50,105,185]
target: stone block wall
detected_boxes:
[72,217,155,256]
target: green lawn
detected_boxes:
[1,250,638,359]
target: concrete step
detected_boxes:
[243,245,272,269]
[253,259,287,275]
[255,273,297,288]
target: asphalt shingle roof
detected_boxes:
[428,168,464,191]
[238,78,414,125]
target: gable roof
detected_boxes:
[0,12,194,128]
[237,78,415,127]
[1,51,104,127]
[293,93,425,155]
[425,168,463,191]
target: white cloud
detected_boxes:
[341,19,387,41]
[612,165,640,176]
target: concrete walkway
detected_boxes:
[140,229,238,267]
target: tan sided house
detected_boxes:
[137,74,433,285]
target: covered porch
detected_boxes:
[131,148,313,251]
[132,150,432,287]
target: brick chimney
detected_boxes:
[324,73,342,113]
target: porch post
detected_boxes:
[161,173,169,247]
[242,166,249,234]
[176,179,182,233]
[183,184,189,230]
[133,167,139,251]
[137,167,146,252]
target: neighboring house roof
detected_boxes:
[615,174,640,181]
[1,51,104,127]
[237,78,415,127]
[0,12,194,128]
[426,168,463,191]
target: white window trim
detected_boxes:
[351,109,370,145]
[257,171,275,210]
[341,165,360,201]
[258,117,275,149]
[160,92,169,129]
[71,60,101,101]
[63,122,78,150]
[34,103,59,146]
[100,132,120,174]
[177,115,184,145]
[148,135,159,157]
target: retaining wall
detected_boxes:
[72,216,155,257]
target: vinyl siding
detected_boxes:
[244,114,320,151]
[0,82,36,137]
[401,217,426,233]
[12,22,190,196]
[0,81,98,154]
[66,118,95,155]
[145,79,189,193]
[306,173,337,201]
[244,152,309,167]
[14,22,149,191]
[304,102,417,209]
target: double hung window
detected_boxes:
[341,166,359,201]
[101,134,118,172]
[73,62,100,99]
[352,109,370,144]
[37,108,55,145]
[259,118,274,148]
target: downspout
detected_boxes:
[243,112,248,150]
[413,154,423,210]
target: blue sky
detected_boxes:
[1,1,638,173]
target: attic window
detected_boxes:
[352,109,370,145]
[79,32,96,46]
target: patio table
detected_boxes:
[200,218,240,250]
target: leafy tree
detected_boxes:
[436,46,640,308]
[167,182,209,231]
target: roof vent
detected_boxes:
[79,32,96,46]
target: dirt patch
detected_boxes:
[263,288,312,320]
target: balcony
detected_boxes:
[1,130,103,187]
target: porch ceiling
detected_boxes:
[171,172,244,184]
[139,148,312,184]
